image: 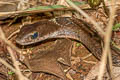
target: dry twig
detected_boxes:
[98,0,116,80]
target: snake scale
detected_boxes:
[16,17,120,66]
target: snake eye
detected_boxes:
[31,32,38,39]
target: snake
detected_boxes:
[16,17,120,66]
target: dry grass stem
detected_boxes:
[0,27,29,80]
[65,0,105,38]
[7,46,29,80]
[7,29,20,40]
[98,0,116,80]
[0,58,17,73]
[107,50,113,79]
[83,60,97,64]
[0,1,15,5]
[81,54,92,60]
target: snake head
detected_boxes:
[16,23,41,45]
[16,19,63,45]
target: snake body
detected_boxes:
[16,17,120,66]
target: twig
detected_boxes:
[0,58,17,73]
[7,29,20,40]
[0,1,15,5]
[0,3,90,19]
[82,60,97,64]
[81,54,92,60]
[98,0,116,80]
